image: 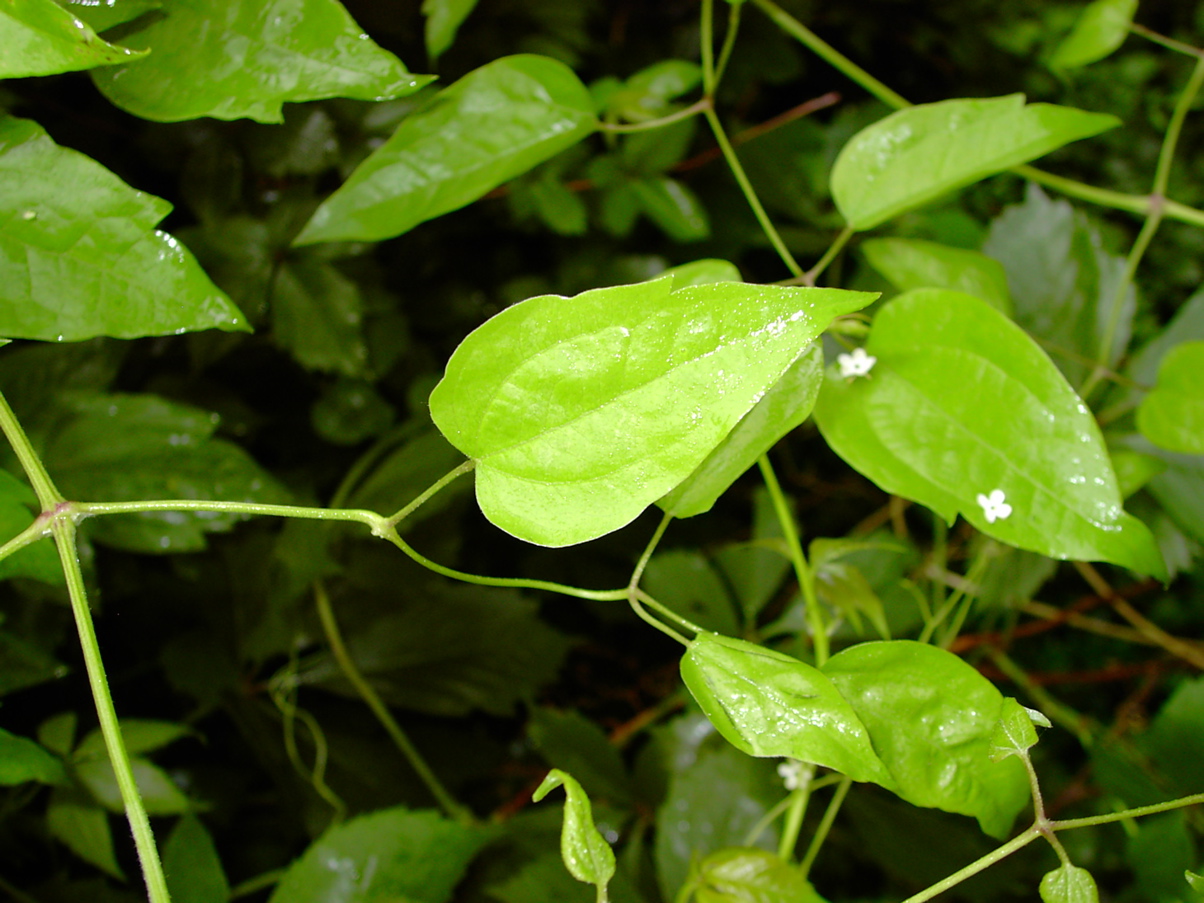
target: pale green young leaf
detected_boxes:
[660,343,824,518]
[1137,341,1204,455]
[296,55,596,245]
[164,815,229,903]
[0,0,146,78]
[861,237,1012,314]
[91,0,432,123]
[422,0,478,62]
[680,633,895,786]
[430,277,875,546]
[988,697,1043,762]
[831,95,1119,231]
[267,806,489,903]
[0,728,66,785]
[1050,0,1138,70]
[533,769,617,899]
[55,0,160,33]
[823,641,1030,839]
[813,289,1165,578]
[47,787,123,878]
[694,848,826,903]
[0,116,247,341]
[1039,864,1100,903]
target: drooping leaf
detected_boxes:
[0,116,247,342]
[822,641,1030,839]
[0,728,66,785]
[0,0,146,78]
[422,0,479,62]
[90,0,433,123]
[680,633,894,786]
[295,55,597,245]
[660,342,824,518]
[1050,0,1138,70]
[813,289,1165,578]
[267,806,489,903]
[692,848,826,903]
[164,815,229,903]
[1137,341,1204,454]
[810,538,891,639]
[831,95,1119,231]
[430,277,875,546]
[272,256,370,376]
[861,237,1012,314]
[1039,865,1100,903]
[533,769,617,900]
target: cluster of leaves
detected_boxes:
[1,0,1203,902]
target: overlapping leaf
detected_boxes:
[861,237,1012,314]
[1137,341,1204,454]
[1050,0,1137,69]
[0,0,146,78]
[0,116,246,342]
[429,277,875,546]
[296,55,597,245]
[831,95,1119,230]
[90,0,432,123]
[814,288,1165,577]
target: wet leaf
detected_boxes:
[1050,0,1137,69]
[533,769,616,900]
[1137,341,1204,454]
[0,0,146,78]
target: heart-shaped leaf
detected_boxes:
[831,95,1119,231]
[814,288,1165,578]
[430,277,875,546]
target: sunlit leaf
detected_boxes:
[533,769,616,900]
[831,95,1119,230]
[823,641,1030,838]
[1050,0,1137,69]
[1137,341,1204,454]
[1039,864,1100,903]
[0,116,247,342]
[861,237,1012,314]
[430,277,874,546]
[296,55,596,245]
[0,0,146,78]
[814,288,1165,578]
[680,633,894,786]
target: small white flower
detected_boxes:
[837,347,876,378]
[778,759,805,791]
[977,489,1013,524]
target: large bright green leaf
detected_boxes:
[1050,0,1137,69]
[267,806,489,903]
[90,0,432,123]
[533,769,617,901]
[680,634,894,786]
[0,0,146,78]
[295,55,597,245]
[0,116,247,342]
[860,237,1012,314]
[822,641,1030,839]
[660,342,824,518]
[813,289,1165,578]
[831,95,1119,231]
[429,277,875,546]
[1137,341,1204,454]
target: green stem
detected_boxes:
[777,763,814,861]
[799,775,851,879]
[53,518,171,903]
[703,106,804,279]
[713,0,742,89]
[1050,792,1204,831]
[800,226,853,286]
[0,391,62,508]
[635,588,705,637]
[598,98,712,133]
[700,0,717,96]
[385,459,474,527]
[77,498,390,534]
[314,582,473,823]
[0,517,54,565]
[897,829,1041,903]
[757,456,827,665]
[1130,22,1204,59]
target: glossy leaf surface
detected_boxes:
[91,0,432,123]
[660,342,824,518]
[680,634,893,786]
[0,116,247,341]
[693,848,824,903]
[823,641,1029,838]
[0,0,146,78]
[814,289,1164,577]
[861,237,1012,314]
[1050,0,1137,69]
[267,806,488,903]
[296,55,596,245]
[1039,864,1100,903]
[831,95,1118,230]
[533,769,616,898]
[1137,341,1204,454]
[431,277,874,546]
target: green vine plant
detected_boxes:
[2,0,1204,902]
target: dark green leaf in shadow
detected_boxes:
[1039,865,1100,903]
[831,96,1118,231]
[273,257,370,376]
[814,289,1165,577]
[296,55,596,245]
[533,769,616,899]
[48,786,123,878]
[0,0,146,78]
[1141,676,1204,796]
[607,60,702,122]
[0,467,62,584]
[861,237,1012,314]
[528,708,635,809]
[164,815,228,903]
[431,277,874,546]
[75,719,193,758]
[1050,0,1137,70]
[0,728,66,785]
[422,0,479,63]
[822,641,1029,838]
[631,176,710,242]
[91,0,432,123]
[0,116,247,341]
[643,550,740,637]
[1137,341,1204,454]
